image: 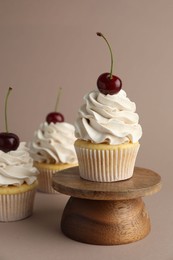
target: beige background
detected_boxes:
[0,1,172,259]
[0,0,172,176]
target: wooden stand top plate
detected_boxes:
[52,166,161,200]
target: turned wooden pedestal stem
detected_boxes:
[52,167,161,245]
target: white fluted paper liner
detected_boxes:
[75,143,140,182]
[35,163,78,194]
[37,167,59,194]
[0,188,36,222]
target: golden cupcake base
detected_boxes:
[75,139,140,182]
[0,181,38,222]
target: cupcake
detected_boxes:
[0,142,38,222]
[75,90,142,182]
[28,121,78,193]
[74,32,142,182]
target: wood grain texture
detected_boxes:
[53,167,161,245]
[61,197,150,245]
[52,166,162,200]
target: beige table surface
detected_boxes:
[0,179,171,260]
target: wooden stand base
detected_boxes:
[52,167,161,245]
[61,197,150,245]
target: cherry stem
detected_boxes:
[55,87,62,112]
[5,87,12,133]
[97,32,114,79]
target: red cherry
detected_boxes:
[46,88,65,124]
[46,112,64,124]
[0,132,20,153]
[0,87,20,152]
[97,72,122,95]
[96,32,122,95]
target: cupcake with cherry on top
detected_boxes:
[0,87,38,222]
[74,33,142,182]
[28,88,78,194]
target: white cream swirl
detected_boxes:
[29,122,78,164]
[0,142,38,187]
[75,90,142,145]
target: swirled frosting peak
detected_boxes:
[0,142,38,187]
[75,90,142,145]
[29,122,78,164]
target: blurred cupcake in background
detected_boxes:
[28,88,78,193]
[0,88,38,222]
[0,142,39,222]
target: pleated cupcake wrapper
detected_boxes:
[75,144,140,182]
[37,168,59,194]
[0,189,36,222]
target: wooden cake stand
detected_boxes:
[52,167,161,245]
